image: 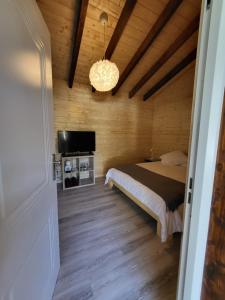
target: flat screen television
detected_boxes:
[58,131,95,154]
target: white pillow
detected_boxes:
[160,151,188,166]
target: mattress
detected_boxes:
[105,161,187,242]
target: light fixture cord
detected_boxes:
[103,21,106,60]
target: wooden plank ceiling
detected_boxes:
[37,0,201,99]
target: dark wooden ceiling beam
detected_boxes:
[105,0,137,60]
[68,0,89,88]
[112,0,183,96]
[143,48,197,101]
[129,15,199,98]
[92,0,137,92]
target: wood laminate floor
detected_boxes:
[53,178,181,300]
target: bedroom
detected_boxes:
[38,0,198,298]
[1,0,225,300]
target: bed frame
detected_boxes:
[108,179,162,239]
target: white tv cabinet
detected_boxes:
[62,154,95,190]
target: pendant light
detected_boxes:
[89,12,119,92]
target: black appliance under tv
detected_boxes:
[58,131,95,154]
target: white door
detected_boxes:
[0,0,60,299]
[177,0,225,299]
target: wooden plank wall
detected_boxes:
[53,63,195,175]
[53,79,154,176]
[201,93,225,300]
[150,64,195,158]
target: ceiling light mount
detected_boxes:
[99,12,108,26]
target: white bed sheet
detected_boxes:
[105,162,187,242]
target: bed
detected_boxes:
[105,161,187,242]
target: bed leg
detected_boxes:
[157,221,161,238]
[108,180,114,189]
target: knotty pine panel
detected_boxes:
[150,65,195,158]
[53,79,154,176]
[53,64,194,175]
[37,0,201,95]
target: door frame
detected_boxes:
[177,0,225,299]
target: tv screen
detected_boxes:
[58,131,95,153]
